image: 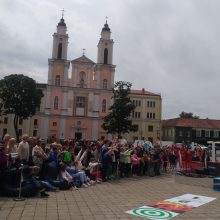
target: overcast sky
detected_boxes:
[0,0,220,120]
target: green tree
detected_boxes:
[0,74,43,140]
[102,81,137,137]
[179,111,199,119]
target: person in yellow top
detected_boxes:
[124,144,132,177]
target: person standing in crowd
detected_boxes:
[100,140,113,181]
[18,134,30,164]
[124,144,132,177]
[131,149,140,176]
[0,144,9,171]
[48,145,59,166]
[6,138,17,154]
[32,138,48,170]
[2,134,10,146]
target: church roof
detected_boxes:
[71,55,95,64]
[58,18,66,27]
[102,22,110,32]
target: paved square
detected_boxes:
[1,174,220,219]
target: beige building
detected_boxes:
[123,88,162,143]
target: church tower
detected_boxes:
[97,20,114,65]
[42,15,70,140]
[96,20,115,90]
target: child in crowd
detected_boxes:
[87,158,102,183]
[131,149,140,176]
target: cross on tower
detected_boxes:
[61,9,65,18]
[82,48,86,55]
[105,16,108,24]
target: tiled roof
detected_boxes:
[162,118,220,129]
[71,55,95,64]
[130,89,161,96]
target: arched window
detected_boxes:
[55,75,60,86]
[79,71,86,88]
[104,48,108,64]
[58,43,62,59]
[54,96,58,110]
[103,79,108,89]
[102,99,106,113]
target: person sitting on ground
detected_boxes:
[59,163,78,190]
[22,165,58,197]
[87,158,102,183]
[66,161,91,187]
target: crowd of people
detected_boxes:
[0,133,211,197]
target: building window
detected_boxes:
[19,118,23,125]
[214,130,219,138]
[55,75,60,86]
[76,97,85,108]
[147,101,156,108]
[54,96,58,110]
[34,119,38,126]
[33,130,37,137]
[3,128,7,136]
[3,117,8,124]
[205,130,210,138]
[196,130,201,137]
[187,131,190,137]
[179,131,183,137]
[132,100,141,107]
[103,79,108,89]
[58,43,62,59]
[132,111,141,118]
[102,99,106,112]
[53,122,57,126]
[104,48,108,64]
[148,125,153,132]
[18,129,22,137]
[147,112,156,119]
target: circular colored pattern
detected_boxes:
[132,207,174,219]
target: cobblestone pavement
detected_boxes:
[1,173,220,220]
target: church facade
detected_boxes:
[0,17,162,142]
[40,17,115,140]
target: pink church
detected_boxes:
[40,17,115,140]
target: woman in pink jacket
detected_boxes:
[131,149,140,176]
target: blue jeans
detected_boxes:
[73,172,87,183]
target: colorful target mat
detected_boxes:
[126,194,216,220]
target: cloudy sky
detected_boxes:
[0,0,220,120]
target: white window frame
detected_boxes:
[196,129,201,137]
[205,130,210,138]
[214,130,219,138]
